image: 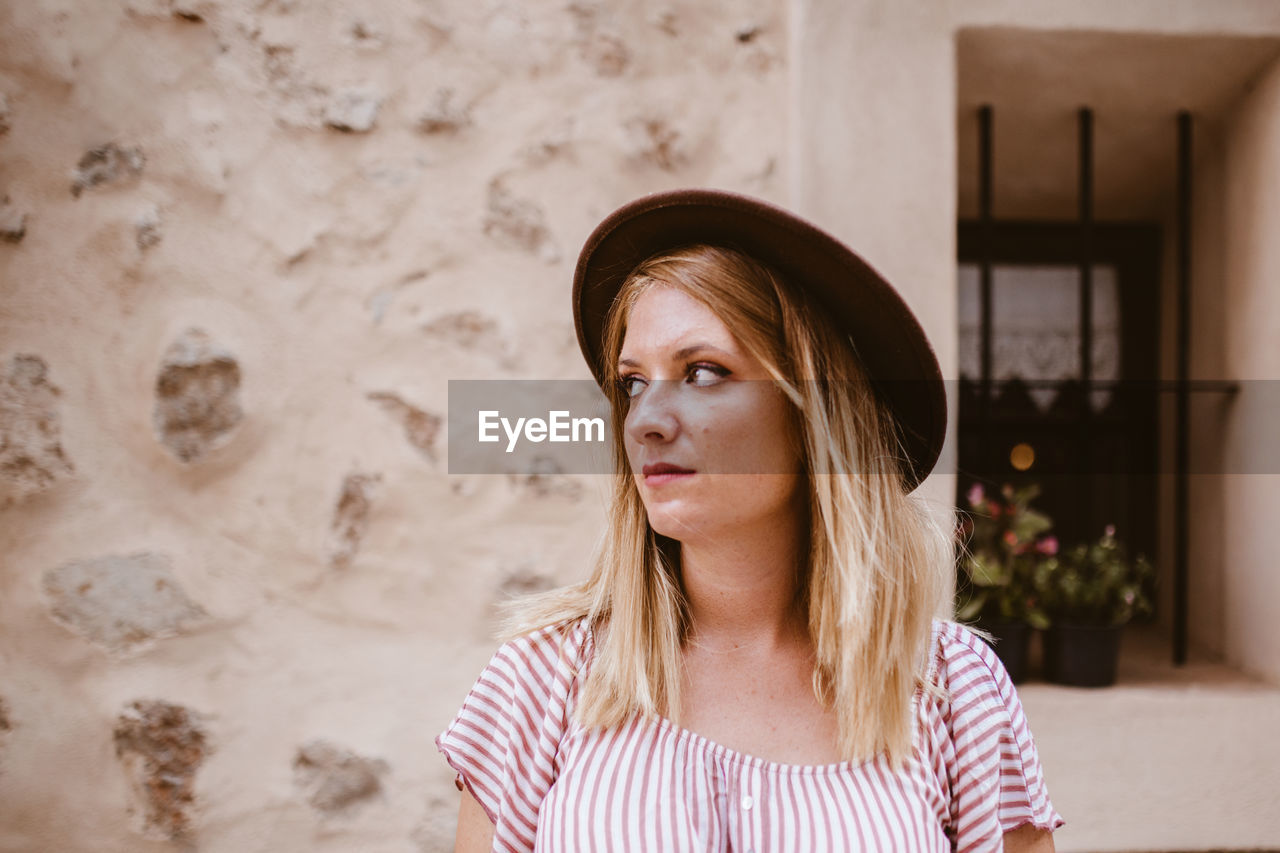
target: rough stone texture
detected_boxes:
[490,567,558,631]
[584,33,629,77]
[510,456,583,500]
[113,700,208,841]
[497,565,556,599]
[168,0,204,22]
[569,3,630,77]
[483,179,559,263]
[421,310,501,350]
[0,354,74,508]
[329,472,380,568]
[346,18,386,48]
[70,143,145,198]
[625,116,689,171]
[520,118,573,166]
[365,391,441,460]
[415,88,471,134]
[42,552,206,653]
[0,0,787,848]
[153,328,243,463]
[0,196,27,242]
[412,796,460,852]
[135,206,162,250]
[293,739,388,814]
[324,88,381,133]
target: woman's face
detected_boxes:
[616,285,804,543]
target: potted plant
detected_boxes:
[955,482,1057,682]
[1034,524,1155,687]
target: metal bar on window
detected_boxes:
[978,105,994,477]
[1174,111,1193,667]
[1078,108,1095,473]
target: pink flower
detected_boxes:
[1036,536,1059,556]
[967,483,984,506]
[1003,530,1018,547]
[1105,524,1116,538]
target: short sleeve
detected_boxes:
[436,621,586,853]
[935,621,1065,852]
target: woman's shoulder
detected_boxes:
[437,617,594,841]
[929,618,999,659]
[922,621,1066,841]
[925,618,1016,702]
[500,614,594,659]
[437,617,592,773]
[485,616,595,697]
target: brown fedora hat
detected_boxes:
[572,187,947,491]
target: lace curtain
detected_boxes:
[958,263,1120,413]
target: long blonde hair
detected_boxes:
[504,244,952,768]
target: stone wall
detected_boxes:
[0,1,787,849]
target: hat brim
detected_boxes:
[572,188,946,491]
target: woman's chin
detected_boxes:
[643,505,700,542]
[643,502,741,544]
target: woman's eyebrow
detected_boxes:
[617,343,732,369]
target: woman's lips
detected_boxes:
[642,463,696,485]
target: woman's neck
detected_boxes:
[678,510,809,652]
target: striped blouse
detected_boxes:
[437,618,1064,852]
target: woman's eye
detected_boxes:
[687,364,728,386]
[617,375,646,398]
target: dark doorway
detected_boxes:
[956,221,1161,561]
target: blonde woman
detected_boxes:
[438,189,1063,852]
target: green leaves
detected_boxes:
[1025,609,1051,631]
[1012,507,1053,544]
[956,481,1056,628]
[956,481,1156,630]
[1032,534,1156,627]
[965,552,1007,588]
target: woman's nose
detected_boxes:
[624,379,681,444]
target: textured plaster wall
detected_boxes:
[790,0,960,537]
[1159,53,1280,675]
[0,1,787,849]
[1219,54,1280,683]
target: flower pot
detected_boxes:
[1044,622,1123,687]
[975,619,1032,683]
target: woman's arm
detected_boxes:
[454,787,495,853]
[1003,822,1055,852]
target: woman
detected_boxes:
[438,189,1063,852]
